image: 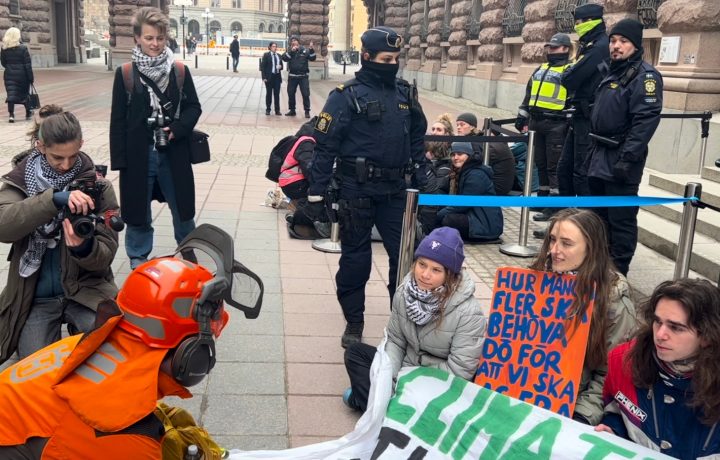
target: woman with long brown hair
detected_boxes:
[529,208,637,425]
[596,278,720,458]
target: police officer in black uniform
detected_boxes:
[587,18,662,276]
[282,36,317,118]
[558,3,609,198]
[307,26,428,348]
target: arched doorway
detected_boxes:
[169,18,178,38]
[231,21,243,35]
[188,19,200,37]
[259,23,265,33]
[209,20,222,35]
[268,24,275,33]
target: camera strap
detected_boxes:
[139,72,178,118]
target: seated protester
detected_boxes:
[0,255,242,458]
[529,208,637,425]
[279,116,317,203]
[419,113,454,235]
[455,112,516,196]
[0,111,120,362]
[343,227,487,412]
[595,278,720,459]
[435,142,503,242]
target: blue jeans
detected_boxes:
[125,145,196,268]
[17,296,96,358]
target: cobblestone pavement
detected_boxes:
[0,61,692,451]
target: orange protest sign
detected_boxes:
[474,267,593,417]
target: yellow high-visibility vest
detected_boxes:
[529,63,572,111]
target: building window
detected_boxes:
[638,0,662,29]
[231,21,243,33]
[210,20,221,35]
[232,0,241,7]
[259,23,265,33]
[259,0,264,10]
[211,0,220,7]
[170,19,179,38]
[268,24,275,33]
[465,0,482,40]
[9,0,20,15]
[192,0,198,6]
[555,0,588,33]
[441,0,451,41]
[502,0,527,38]
[269,0,274,12]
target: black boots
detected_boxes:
[341,322,364,349]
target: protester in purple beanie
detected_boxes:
[342,226,487,412]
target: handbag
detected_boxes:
[27,84,40,110]
[189,129,210,164]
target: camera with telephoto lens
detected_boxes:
[147,110,170,151]
[61,168,125,239]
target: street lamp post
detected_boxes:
[175,0,192,60]
[201,7,214,55]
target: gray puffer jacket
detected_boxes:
[385,271,487,380]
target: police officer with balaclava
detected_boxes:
[306,27,428,348]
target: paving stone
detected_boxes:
[216,435,289,451]
[288,396,360,437]
[226,311,283,336]
[287,363,349,396]
[216,334,284,362]
[285,336,346,364]
[203,395,288,435]
[207,362,285,395]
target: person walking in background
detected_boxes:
[343,227,487,412]
[282,36,316,118]
[109,7,202,270]
[167,33,178,53]
[261,42,283,115]
[586,18,662,277]
[307,27,428,348]
[230,34,240,72]
[1,27,34,123]
[516,33,573,223]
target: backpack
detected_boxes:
[121,61,185,108]
[265,135,316,183]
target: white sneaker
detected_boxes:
[8,116,14,123]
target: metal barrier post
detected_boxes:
[482,118,491,166]
[195,54,198,69]
[312,197,342,253]
[397,189,419,287]
[104,51,107,66]
[226,56,229,70]
[500,130,539,258]
[673,182,702,279]
[698,112,711,174]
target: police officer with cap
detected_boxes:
[307,26,428,348]
[516,33,573,222]
[557,3,609,199]
[587,18,662,276]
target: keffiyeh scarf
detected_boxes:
[132,45,174,92]
[19,149,82,278]
[404,278,446,326]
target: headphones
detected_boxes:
[170,301,218,387]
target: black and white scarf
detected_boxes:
[132,45,174,92]
[19,149,82,278]
[404,278,446,326]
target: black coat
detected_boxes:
[1,45,33,104]
[109,64,202,225]
[230,39,240,57]
[260,51,283,81]
[562,23,609,110]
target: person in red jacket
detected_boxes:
[0,226,263,459]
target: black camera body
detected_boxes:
[147,110,170,150]
[61,171,124,239]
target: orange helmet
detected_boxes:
[116,257,229,349]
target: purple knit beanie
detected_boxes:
[414,227,465,274]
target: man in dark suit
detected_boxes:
[229,35,240,72]
[261,41,283,116]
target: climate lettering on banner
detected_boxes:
[474,267,593,416]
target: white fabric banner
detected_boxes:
[229,341,670,460]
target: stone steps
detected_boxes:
[637,169,720,282]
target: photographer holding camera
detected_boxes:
[0,110,120,362]
[110,7,202,270]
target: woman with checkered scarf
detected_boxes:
[109,7,202,270]
[0,110,120,362]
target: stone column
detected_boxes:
[109,0,167,66]
[289,0,329,79]
[417,0,444,89]
[518,0,558,83]
[405,0,425,71]
[657,0,720,111]
[476,0,508,80]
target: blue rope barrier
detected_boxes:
[417,194,697,208]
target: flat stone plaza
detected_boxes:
[0,55,695,451]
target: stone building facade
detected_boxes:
[0,0,85,66]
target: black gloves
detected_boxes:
[612,160,634,182]
[515,116,528,132]
[302,199,327,222]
